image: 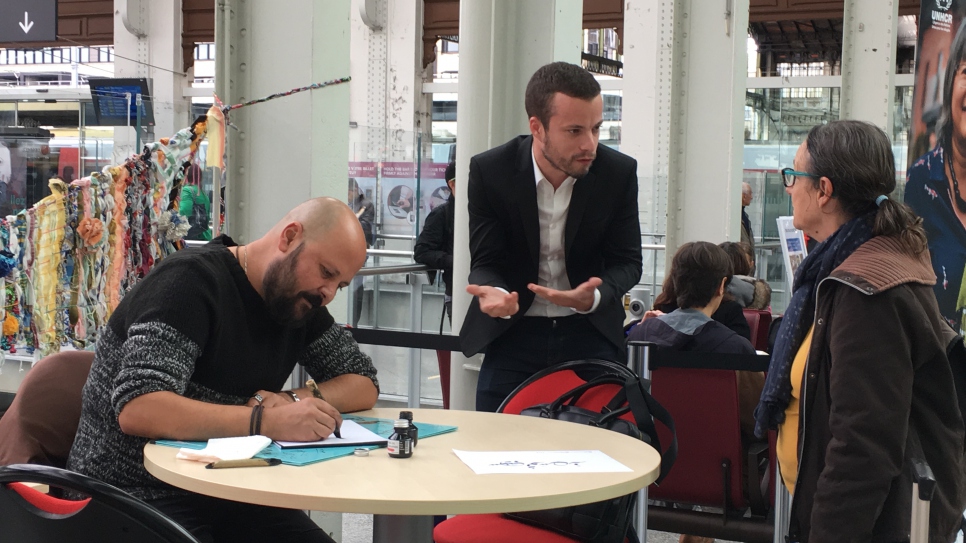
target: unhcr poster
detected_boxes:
[906,0,966,333]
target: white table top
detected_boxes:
[143,408,661,515]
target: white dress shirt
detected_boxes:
[523,150,601,317]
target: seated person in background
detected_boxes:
[628,241,764,439]
[414,161,456,323]
[651,245,751,342]
[719,241,771,310]
[67,197,379,543]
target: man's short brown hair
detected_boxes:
[525,62,601,129]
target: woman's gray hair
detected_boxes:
[805,120,927,253]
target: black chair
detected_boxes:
[0,464,199,543]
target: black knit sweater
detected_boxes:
[68,236,378,500]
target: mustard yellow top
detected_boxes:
[777,326,813,495]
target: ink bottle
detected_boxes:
[387,419,413,459]
[399,410,418,447]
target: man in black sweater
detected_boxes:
[68,197,378,543]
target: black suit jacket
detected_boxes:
[459,135,643,356]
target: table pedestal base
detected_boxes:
[373,514,434,543]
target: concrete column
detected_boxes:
[450,0,582,411]
[840,0,899,132]
[216,0,352,319]
[621,0,673,278]
[148,1,190,141]
[387,0,432,157]
[664,0,750,256]
[348,0,430,165]
[113,0,188,161]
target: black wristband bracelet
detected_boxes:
[250,405,264,436]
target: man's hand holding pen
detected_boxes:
[246,388,342,442]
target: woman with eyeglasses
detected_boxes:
[759,120,966,542]
[906,22,966,336]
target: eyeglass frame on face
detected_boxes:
[781,167,820,188]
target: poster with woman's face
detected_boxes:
[910,0,964,163]
[906,0,966,334]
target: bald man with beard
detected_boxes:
[68,197,378,543]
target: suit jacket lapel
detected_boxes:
[566,170,594,255]
[516,137,541,266]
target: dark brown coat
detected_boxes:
[789,236,966,543]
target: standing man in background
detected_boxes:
[740,182,756,259]
[460,62,643,412]
[349,178,374,327]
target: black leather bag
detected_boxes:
[503,361,677,543]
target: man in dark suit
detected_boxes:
[460,62,643,412]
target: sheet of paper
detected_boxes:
[176,435,271,463]
[274,420,388,449]
[452,449,632,475]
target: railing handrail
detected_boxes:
[356,263,429,277]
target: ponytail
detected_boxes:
[873,198,928,254]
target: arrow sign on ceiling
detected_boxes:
[0,0,56,43]
[19,12,34,34]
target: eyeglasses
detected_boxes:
[781,167,820,188]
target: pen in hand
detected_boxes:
[306,378,341,439]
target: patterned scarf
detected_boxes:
[753,212,875,438]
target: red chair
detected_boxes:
[742,309,772,352]
[0,463,199,542]
[642,346,773,543]
[434,360,643,543]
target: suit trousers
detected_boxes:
[476,314,621,412]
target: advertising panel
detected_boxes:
[905,0,966,332]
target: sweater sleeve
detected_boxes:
[107,257,218,414]
[112,322,202,416]
[298,323,379,392]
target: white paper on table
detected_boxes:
[177,435,272,463]
[274,420,388,449]
[453,449,632,475]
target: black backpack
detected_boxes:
[499,359,677,543]
[185,188,208,240]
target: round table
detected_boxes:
[144,408,661,542]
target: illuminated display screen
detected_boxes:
[88,78,155,127]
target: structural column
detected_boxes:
[663,0,750,256]
[216,0,351,319]
[450,0,582,411]
[113,0,190,161]
[840,0,899,132]
[621,0,672,276]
